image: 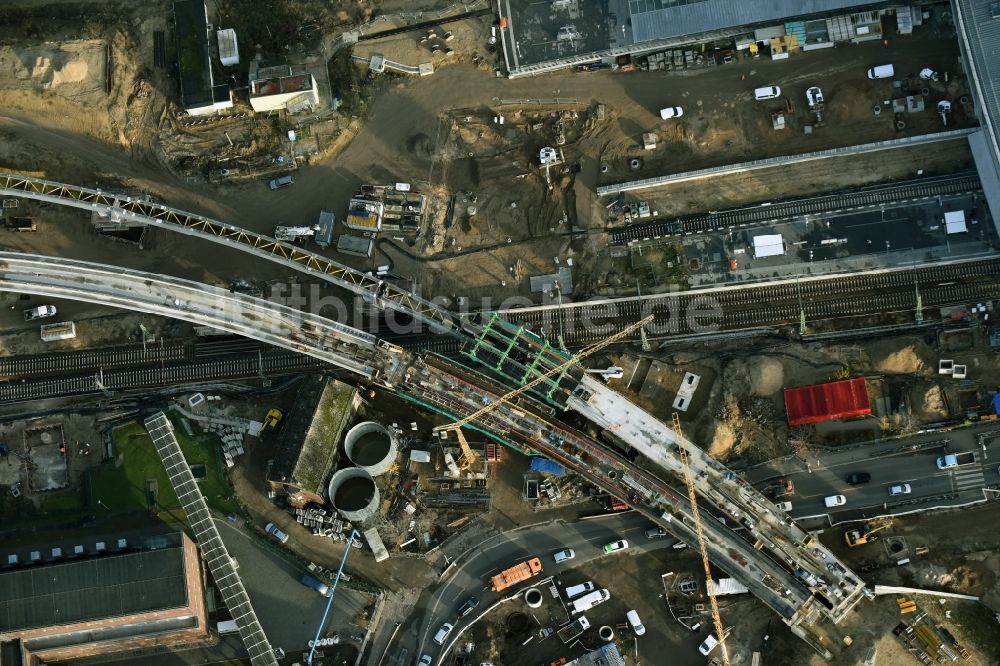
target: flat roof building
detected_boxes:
[174,0,233,115]
[249,63,319,113]
[0,533,208,664]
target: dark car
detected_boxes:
[458,597,479,618]
[846,472,871,485]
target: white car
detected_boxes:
[603,539,628,553]
[699,633,720,655]
[626,609,645,636]
[889,484,911,496]
[553,548,575,563]
[824,495,846,508]
[659,106,683,119]
[775,501,793,512]
[564,581,595,599]
[754,85,781,100]
[264,522,289,543]
[433,622,454,645]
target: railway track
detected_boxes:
[610,172,982,245]
[389,258,1000,352]
[0,350,327,403]
[0,338,281,380]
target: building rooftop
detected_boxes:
[500,0,880,73]
[270,376,358,496]
[784,377,871,427]
[173,0,214,109]
[251,74,313,98]
[0,545,187,632]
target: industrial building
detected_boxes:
[784,377,872,426]
[0,533,208,664]
[249,63,320,113]
[173,0,233,116]
[498,1,911,77]
[267,376,360,506]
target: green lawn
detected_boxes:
[89,418,240,516]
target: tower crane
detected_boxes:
[672,411,730,666]
[435,315,654,434]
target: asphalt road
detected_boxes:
[214,518,370,654]
[389,512,682,665]
[748,424,1000,523]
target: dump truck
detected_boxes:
[556,616,590,643]
[490,557,542,592]
[764,478,794,499]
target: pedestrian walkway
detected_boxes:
[950,465,986,492]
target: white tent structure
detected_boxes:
[944,210,968,234]
[753,234,785,258]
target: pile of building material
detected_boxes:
[202,423,245,466]
[294,506,354,540]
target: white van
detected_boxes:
[754,85,781,100]
[699,633,720,655]
[564,581,595,599]
[824,495,846,508]
[867,64,894,79]
[626,609,646,636]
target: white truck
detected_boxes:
[570,588,610,614]
[273,225,318,242]
[936,452,977,469]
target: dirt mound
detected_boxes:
[707,421,736,459]
[0,40,104,102]
[921,386,947,416]
[877,345,925,374]
[749,357,784,396]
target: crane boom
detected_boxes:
[436,315,654,432]
[672,412,730,666]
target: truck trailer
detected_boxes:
[490,557,542,592]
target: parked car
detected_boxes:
[298,574,330,597]
[775,501,793,512]
[699,633,720,655]
[417,656,433,666]
[433,622,454,646]
[264,522,289,543]
[268,174,294,190]
[553,548,575,563]
[846,472,871,485]
[564,582,595,599]
[24,305,56,321]
[458,597,479,617]
[889,484,912,496]
[867,64,894,79]
[645,526,667,539]
[824,495,846,508]
[806,86,824,107]
[603,539,628,553]
[626,609,646,636]
[753,85,781,100]
[659,106,684,119]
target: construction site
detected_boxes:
[2,1,1000,666]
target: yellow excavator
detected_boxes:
[844,519,893,547]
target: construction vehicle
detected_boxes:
[844,519,893,547]
[263,408,283,430]
[764,478,794,499]
[435,315,653,434]
[273,225,319,242]
[490,557,542,592]
[673,412,729,666]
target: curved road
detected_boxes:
[394,512,682,664]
